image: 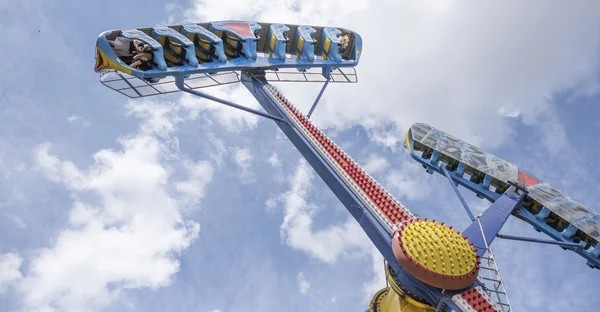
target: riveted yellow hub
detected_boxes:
[401,220,476,276]
[391,219,480,290]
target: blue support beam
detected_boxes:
[307,76,330,119]
[441,165,475,221]
[463,187,526,253]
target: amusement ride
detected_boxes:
[93,20,600,311]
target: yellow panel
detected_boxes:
[195,39,210,61]
[164,52,180,65]
[224,35,239,58]
[169,39,182,54]
[195,48,208,61]
[367,264,436,312]
[296,36,304,59]
[270,33,276,50]
[199,41,210,51]
[323,37,331,54]
[226,37,237,47]
[369,288,435,312]
[403,131,412,152]
[94,46,133,74]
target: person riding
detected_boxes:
[108,37,153,70]
[129,51,154,70]
[338,34,350,53]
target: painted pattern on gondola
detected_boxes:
[411,123,519,183]
[528,183,600,241]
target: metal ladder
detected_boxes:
[474,245,513,312]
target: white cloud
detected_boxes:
[0,252,22,293]
[125,99,182,137]
[20,99,214,312]
[67,115,90,129]
[176,160,214,208]
[362,246,386,302]
[34,142,84,186]
[265,196,277,212]
[178,87,260,133]
[279,160,372,264]
[385,160,432,201]
[233,148,253,171]
[365,124,406,151]
[0,156,10,179]
[363,154,389,174]
[232,148,254,182]
[267,152,280,167]
[4,213,26,228]
[296,272,310,295]
[184,0,370,25]
[497,106,521,119]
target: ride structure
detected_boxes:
[94,20,599,312]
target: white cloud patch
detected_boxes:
[233,148,253,171]
[267,152,280,167]
[20,99,214,312]
[363,154,389,174]
[232,147,254,181]
[497,106,521,119]
[125,100,182,137]
[362,246,386,301]
[176,160,214,208]
[178,87,260,133]
[385,160,432,201]
[0,156,10,179]
[0,252,22,293]
[296,272,310,295]
[278,160,372,264]
[67,115,90,129]
[4,213,26,228]
[265,196,277,212]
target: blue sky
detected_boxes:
[1,1,599,311]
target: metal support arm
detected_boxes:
[175,75,285,123]
[441,165,475,221]
[307,76,330,119]
[496,233,582,249]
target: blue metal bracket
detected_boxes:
[441,165,475,221]
[463,186,526,254]
[306,76,331,119]
[496,233,582,250]
[174,75,285,123]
